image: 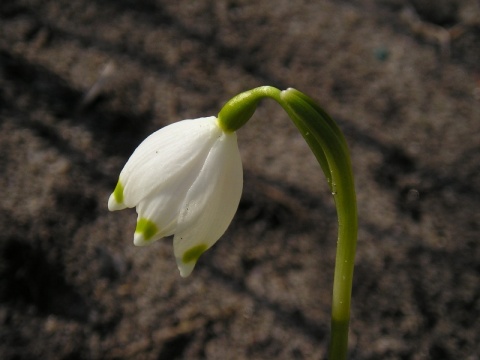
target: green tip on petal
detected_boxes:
[177,244,208,277]
[113,181,124,203]
[134,218,159,246]
[108,181,126,211]
[182,244,208,264]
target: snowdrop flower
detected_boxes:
[107,86,358,357]
[108,116,243,277]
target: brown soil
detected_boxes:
[1,0,479,359]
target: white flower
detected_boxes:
[108,116,243,277]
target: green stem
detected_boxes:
[279,89,358,360]
[218,87,358,360]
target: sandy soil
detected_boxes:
[1,0,479,359]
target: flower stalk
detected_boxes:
[219,87,358,360]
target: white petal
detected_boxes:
[119,117,221,208]
[132,171,197,245]
[173,131,243,277]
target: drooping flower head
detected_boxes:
[108,116,243,277]
[108,86,359,358]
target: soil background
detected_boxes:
[1,0,479,359]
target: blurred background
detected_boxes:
[1,0,479,359]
